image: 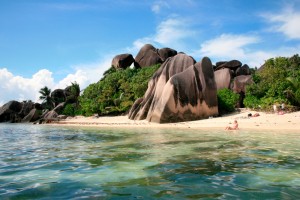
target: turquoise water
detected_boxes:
[0,124,299,199]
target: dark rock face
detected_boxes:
[215,60,242,71]
[134,44,162,68]
[129,55,218,123]
[0,101,23,122]
[19,101,35,118]
[112,54,134,69]
[22,109,41,122]
[158,47,177,62]
[34,103,43,110]
[51,89,65,106]
[0,100,43,123]
[216,61,226,67]
[64,86,76,103]
[214,68,232,90]
[236,64,251,76]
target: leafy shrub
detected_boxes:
[217,88,239,114]
[243,95,261,109]
[62,104,75,116]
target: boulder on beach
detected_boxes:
[0,101,23,122]
[129,55,218,123]
[129,53,196,121]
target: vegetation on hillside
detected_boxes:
[79,64,160,116]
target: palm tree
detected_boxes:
[70,82,80,98]
[39,86,54,110]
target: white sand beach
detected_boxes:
[50,109,300,131]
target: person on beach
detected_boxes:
[225,120,239,130]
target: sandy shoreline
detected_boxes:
[49,109,300,131]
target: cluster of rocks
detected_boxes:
[120,44,253,123]
[111,44,177,69]
[0,86,78,123]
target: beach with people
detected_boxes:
[50,109,300,131]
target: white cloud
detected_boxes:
[59,56,113,90]
[128,17,195,53]
[0,68,54,105]
[151,1,169,14]
[0,55,113,106]
[198,33,300,68]
[199,34,260,59]
[263,7,300,39]
[154,18,195,46]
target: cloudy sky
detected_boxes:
[1,0,300,106]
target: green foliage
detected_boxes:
[62,104,75,116]
[217,88,239,114]
[79,64,160,116]
[245,54,300,110]
[62,103,82,116]
[243,95,261,109]
[39,86,54,110]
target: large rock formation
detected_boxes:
[129,55,218,123]
[134,44,162,68]
[0,101,23,122]
[129,53,196,121]
[112,54,134,69]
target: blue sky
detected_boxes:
[1,0,300,105]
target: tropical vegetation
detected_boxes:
[79,64,160,116]
[244,54,300,111]
[39,86,54,110]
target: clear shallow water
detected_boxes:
[0,124,299,199]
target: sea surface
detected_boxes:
[0,123,299,199]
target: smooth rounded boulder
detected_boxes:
[158,47,177,62]
[147,57,218,123]
[134,44,162,68]
[112,54,134,69]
